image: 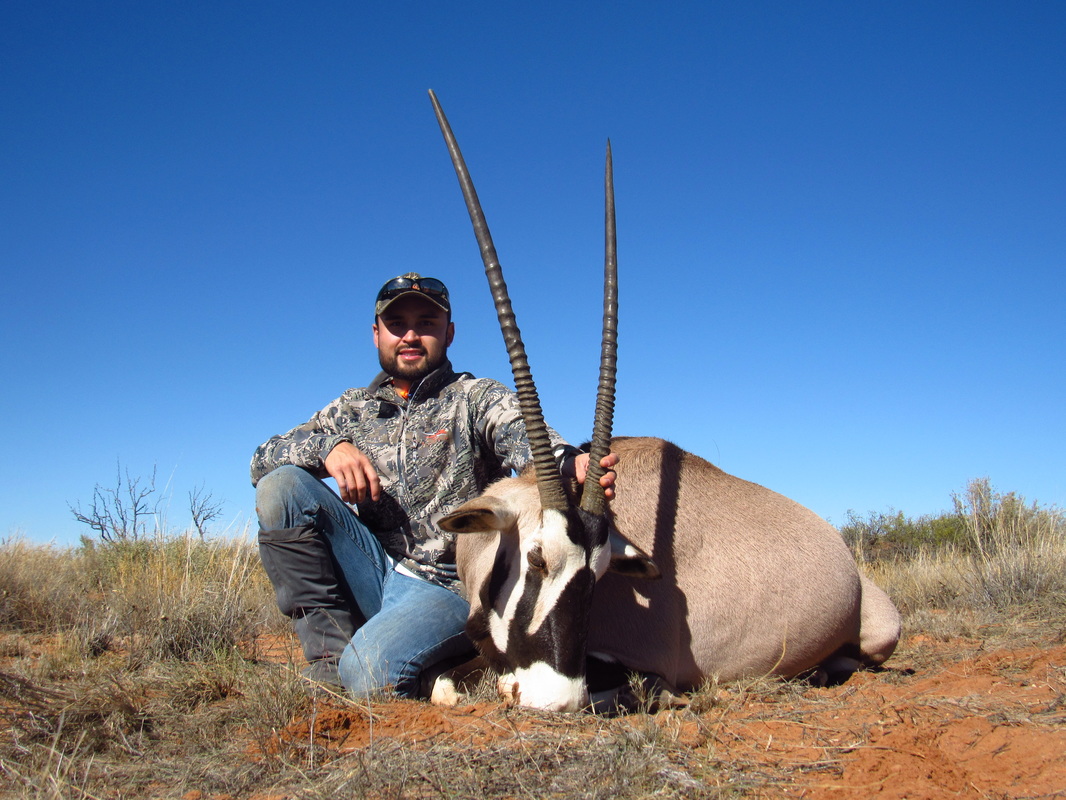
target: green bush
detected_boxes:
[840,508,967,562]
[842,478,1063,562]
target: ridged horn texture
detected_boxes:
[579,141,618,516]
[428,90,568,512]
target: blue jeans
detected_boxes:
[255,465,472,697]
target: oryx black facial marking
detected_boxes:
[463,542,514,672]
[505,559,596,679]
[465,507,608,682]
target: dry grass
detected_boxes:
[1,480,1063,799]
[0,533,304,798]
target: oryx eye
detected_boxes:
[527,547,547,573]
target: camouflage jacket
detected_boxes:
[250,361,578,590]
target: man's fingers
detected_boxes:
[364,467,381,502]
[341,464,381,504]
[325,442,381,504]
[599,453,618,500]
[339,468,366,504]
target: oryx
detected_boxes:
[427,91,901,712]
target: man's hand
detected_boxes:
[568,452,619,501]
[324,442,382,504]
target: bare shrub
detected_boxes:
[188,483,225,539]
[70,465,231,543]
[69,464,160,543]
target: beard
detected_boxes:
[378,346,447,385]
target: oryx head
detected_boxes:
[429,91,654,711]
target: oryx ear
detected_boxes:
[439,496,518,534]
[607,529,661,580]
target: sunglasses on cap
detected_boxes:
[375,275,451,315]
[377,275,449,301]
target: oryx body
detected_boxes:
[445,436,900,706]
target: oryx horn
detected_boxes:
[579,140,618,516]
[429,90,568,512]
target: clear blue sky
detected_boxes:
[3,1,1063,546]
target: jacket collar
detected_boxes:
[369,360,458,404]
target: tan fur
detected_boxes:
[451,436,901,691]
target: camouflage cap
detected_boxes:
[375,272,451,316]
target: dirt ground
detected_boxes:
[4,627,1063,798]
[268,631,1066,799]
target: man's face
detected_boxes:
[373,294,455,388]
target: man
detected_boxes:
[252,272,615,696]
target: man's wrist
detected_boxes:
[320,436,352,462]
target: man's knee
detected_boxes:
[256,465,319,529]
